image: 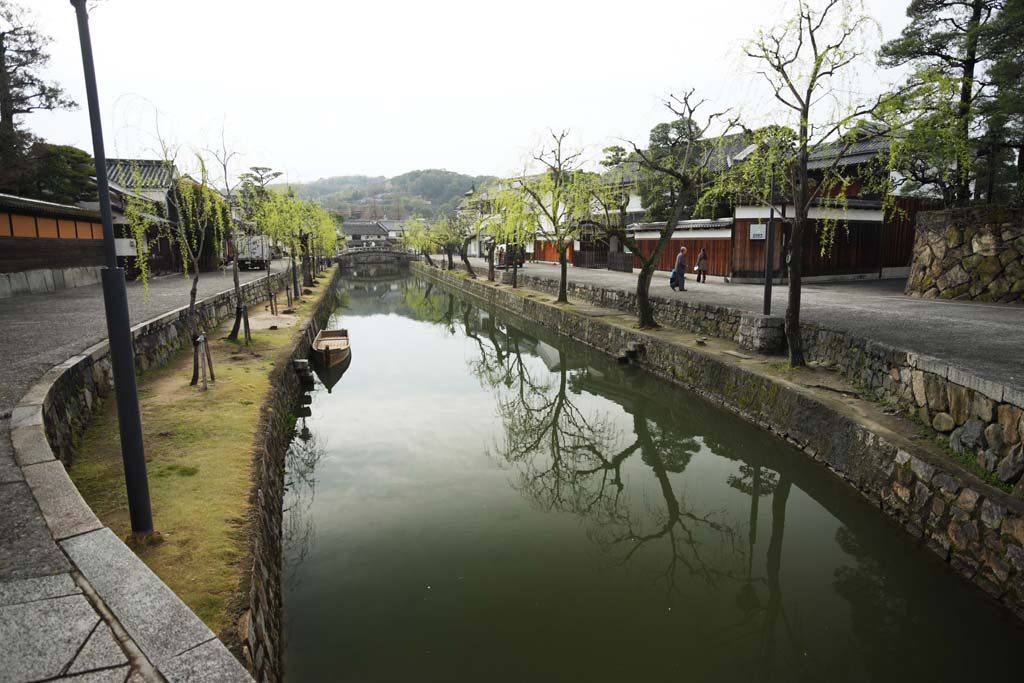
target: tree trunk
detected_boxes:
[266,256,276,315]
[227,238,245,341]
[446,248,454,271]
[0,39,18,169]
[423,250,435,267]
[785,216,806,367]
[486,242,495,281]
[460,238,476,278]
[632,197,685,328]
[636,262,657,328]
[953,0,984,206]
[1018,146,1024,204]
[291,246,300,298]
[512,258,519,288]
[557,248,568,303]
[302,235,314,287]
[188,270,201,386]
[786,109,811,368]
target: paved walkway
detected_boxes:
[471,258,1024,394]
[0,262,281,682]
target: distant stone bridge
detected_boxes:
[335,247,421,268]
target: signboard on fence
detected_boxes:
[750,224,767,241]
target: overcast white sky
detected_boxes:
[29,0,912,182]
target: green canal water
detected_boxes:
[282,273,1021,682]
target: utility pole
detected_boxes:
[71,0,153,536]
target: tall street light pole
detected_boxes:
[71,0,153,536]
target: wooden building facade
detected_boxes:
[0,193,105,274]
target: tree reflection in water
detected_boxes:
[456,299,741,597]
[432,285,822,678]
[283,418,326,589]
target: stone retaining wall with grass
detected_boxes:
[236,268,340,683]
[415,262,1024,620]
[9,273,295,682]
[906,205,1024,304]
[498,265,1024,497]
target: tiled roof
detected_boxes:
[807,137,889,170]
[627,217,734,231]
[0,193,100,220]
[106,159,177,190]
[341,220,387,236]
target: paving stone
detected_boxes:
[8,404,42,429]
[161,638,251,683]
[0,572,80,607]
[23,460,102,540]
[0,481,70,580]
[61,528,216,667]
[0,593,99,682]
[0,423,24,484]
[10,424,56,466]
[58,666,131,682]
[67,619,128,675]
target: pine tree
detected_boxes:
[879,0,1003,205]
[0,1,76,189]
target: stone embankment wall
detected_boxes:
[906,205,1024,303]
[45,273,289,466]
[508,267,1024,495]
[236,269,340,683]
[14,273,293,682]
[0,266,103,299]
[415,262,1024,620]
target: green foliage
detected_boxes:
[0,0,76,180]
[15,142,96,204]
[878,0,1007,205]
[517,131,592,257]
[288,169,495,218]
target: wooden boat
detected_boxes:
[311,351,352,393]
[311,328,351,368]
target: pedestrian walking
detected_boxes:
[696,247,708,283]
[670,246,687,291]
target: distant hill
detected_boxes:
[286,169,495,220]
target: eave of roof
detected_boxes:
[0,193,101,221]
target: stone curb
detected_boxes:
[6,276,280,682]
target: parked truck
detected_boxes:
[236,235,271,270]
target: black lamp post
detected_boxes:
[71,0,153,536]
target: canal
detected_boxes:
[283,273,1021,682]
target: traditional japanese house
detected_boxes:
[0,192,105,297]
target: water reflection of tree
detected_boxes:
[463,312,740,596]
[283,419,326,588]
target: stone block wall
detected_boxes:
[44,273,290,467]
[478,266,1024,495]
[906,205,1024,303]
[237,270,340,683]
[512,271,744,339]
[416,262,1024,620]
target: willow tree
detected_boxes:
[209,131,250,343]
[167,156,227,386]
[599,92,739,328]
[745,0,883,367]
[239,166,283,311]
[490,185,536,288]
[518,130,591,304]
[402,218,439,266]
